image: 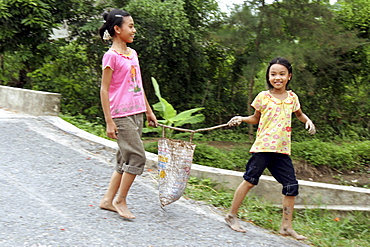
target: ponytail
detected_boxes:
[98,9,130,42]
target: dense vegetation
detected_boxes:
[2,2,368,245]
[2,0,368,174]
[1,0,369,141]
[184,177,370,247]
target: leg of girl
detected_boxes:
[225,180,254,232]
[99,171,122,211]
[279,195,307,240]
[113,172,136,219]
[226,153,268,232]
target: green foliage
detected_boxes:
[144,139,250,171]
[27,42,103,120]
[125,0,228,120]
[143,77,205,138]
[292,122,370,142]
[295,209,370,247]
[335,0,370,39]
[0,0,97,87]
[292,140,370,171]
[184,176,370,247]
[0,51,26,85]
[60,114,107,139]
[192,142,250,171]
[1,0,370,144]
[215,0,370,141]
[0,0,56,52]
[192,143,234,169]
[185,177,234,208]
[144,141,158,154]
[197,128,252,142]
[145,136,370,174]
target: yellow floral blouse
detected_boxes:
[249,90,300,155]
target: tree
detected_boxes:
[215,0,366,140]
[124,0,226,116]
[27,42,103,119]
[273,0,367,139]
[331,0,370,138]
[0,0,96,87]
[143,77,205,138]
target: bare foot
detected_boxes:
[99,199,117,212]
[279,227,307,240]
[225,214,246,233]
[113,200,135,219]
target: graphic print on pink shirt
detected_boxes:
[129,65,142,93]
[102,48,146,118]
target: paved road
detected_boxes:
[0,108,310,247]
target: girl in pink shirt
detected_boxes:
[98,9,157,219]
[225,57,316,240]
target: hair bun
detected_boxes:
[102,12,109,20]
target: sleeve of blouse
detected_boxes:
[292,92,301,112]
[251,92,264,111]
[102,52,115,71]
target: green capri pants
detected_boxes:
[113,113,146,175]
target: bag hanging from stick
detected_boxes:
[156,123,228,207]
[157,137,196,207]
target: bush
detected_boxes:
[144,140,250,171]
[193,143,251,171]
[193,143,235,169]
[59,115,370,173]
[60,114,107,139]
[144,141,158,154]
[27,42,103,120]
[292,140,370,171]
[197,128,252,142]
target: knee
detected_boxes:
[242,180,255,190]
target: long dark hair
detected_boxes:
[265,57,293,90]
[99,9,130,42]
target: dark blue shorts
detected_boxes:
[243,152,299,196]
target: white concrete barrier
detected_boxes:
[2,86,368,211]
[0,85,60,116]
[42,115,370,211]
[189,164,370,211]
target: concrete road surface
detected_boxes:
[0,108,310,247]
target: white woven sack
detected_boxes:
[157,138,196,207]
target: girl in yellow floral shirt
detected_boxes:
[224,57,316,240]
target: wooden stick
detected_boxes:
[157,123,229,133]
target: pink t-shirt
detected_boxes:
[249,90,300,155]
[102,48,146,118]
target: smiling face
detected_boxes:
[268,64,291,91]
[114,16,136,43]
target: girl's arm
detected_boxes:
[100,68,118,139]
[144,94,158,127]
[294,109,316,135]
[228,110,261,126]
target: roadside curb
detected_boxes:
[41,115,370,212]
